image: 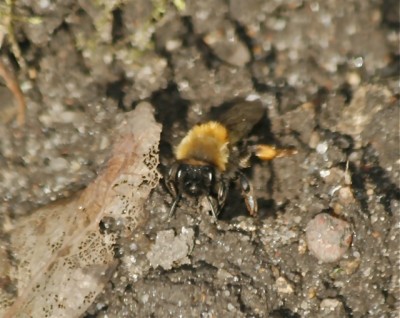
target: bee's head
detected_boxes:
[174,163,215,196]
[165,161,228,219]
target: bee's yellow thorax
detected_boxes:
[175,121,229,171]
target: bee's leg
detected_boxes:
[206,195,219,220]
[169,194,181,219]
[237,171,258,216]
[250,144,297,161]
[165,163,183,219]
[207,177,229,220]
[165,163,180,197]
[238,152,252,169]
[216,179,229,211]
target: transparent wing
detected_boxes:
[211,100,265,144]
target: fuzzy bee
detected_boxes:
[165,100,295,219]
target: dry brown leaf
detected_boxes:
[0,102,161,318]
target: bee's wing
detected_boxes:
[214,100,265,144]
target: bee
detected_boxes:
[165,100,296,219]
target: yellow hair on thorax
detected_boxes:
[175,121,229,171]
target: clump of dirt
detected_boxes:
[0,0,399,317]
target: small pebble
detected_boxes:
[275,276,294,294]
[50,157,69,171]
[338,186,355,204]
[308,131,320,149]
[316,141,328,155]
[346,72,361,87]
[320,298,345,316]
[306,213,353,263]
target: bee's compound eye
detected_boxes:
[177,168,182,179]
[208,171,213,182]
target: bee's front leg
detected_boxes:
[169,194,182,219]
[165,162,180,197]
[206,195,219,220]
[165,162,181,218]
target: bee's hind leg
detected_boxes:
[250,144,297,161]
[236,171,258,216]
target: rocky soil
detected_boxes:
[0,0,399,317]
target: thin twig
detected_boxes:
[0,58,26,126]
[6,0,27,70]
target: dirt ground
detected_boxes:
[0,0,399,317]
